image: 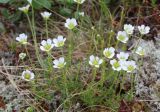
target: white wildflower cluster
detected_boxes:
[108,50,136,72]
[40,36,66,52]
[116,24,150,43]
[89,48,136,72]
[17,6,78,81]
[17,1,149,86]
[39,36,67,69]
[88,23,151,72]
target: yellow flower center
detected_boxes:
[68,23,75,29]
[139,50,144,55]
[24,73,31,80]
[93,59,99,65]
[105,51,112,58]
[57,41,64,47]
[20,39,27,44]
[118,35,125,41]
[127,65,134,72]
[58,63,64,68]
[44,44,52,51]
[113,62,120,68]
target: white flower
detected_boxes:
[103,47,115,59]
[138,25,150,35]
[19,53,26,60]
[91,26,95,30]
[41,11,52,20]
[40,39,54,52]
[18,4,30,13]
[16,33,28,44]
[110,59,121,71]
[116,31,129,43]
[121,61,136,73]
[74,0,86,4]
[79,12,84,16]
[22,70,34,81]
[117,52,129,61]
[64,18,77,30]
[89,55,103,68]
[53,35,66,47]
[27,0,32,4]
[97,34,100,37]
[124,24,134,35]
[135,46,145,56]
[53,57,66,69]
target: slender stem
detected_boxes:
[26,10,44,68]
[26,14,34,36]
[75,62,81,81]
[31,6,36,37]
[47,52,53,73]
[45,19,48,39]
[108,71,117,93]
[22,59,26,68]
[61,47,64,56]
[115,40,119,49]
[130,73,134,99]
[63,68,68,97]
[99,61,106,86]
[122,43,127,51]
[92,68,97,83]
[119,72,125,95]
[67,30,74,66]
[108,34,112,47]
[25,45,33,66]
[77,4,80,13]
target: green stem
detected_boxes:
[118,72,125,95]
[45,19,48,39]
[26,14,33,37]
[26,10,43,68]
[115,40,119,49]
[92,68,97,83]
[108,35,112,47]
[63,68,68,97]
[47,52,53,73]
[122,43,127,51]
[130,73,134,99]
[108,71,118,94]
[67,30,74,66]
[77,4,80,13]
[75,62,81,82]
[61,47,64,56]
[99,61,106,86]
[25,45,33,66]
